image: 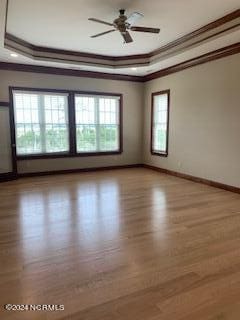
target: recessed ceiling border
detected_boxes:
[4,1,240,69]
[0,42,239,82]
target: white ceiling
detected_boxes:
[0,0,240,76]
[6,0,240,55]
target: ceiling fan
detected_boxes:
[88,9,160,43]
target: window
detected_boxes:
[11,88,122,159]
[75,94,121,154]
[151,90,170,156]
[13,91,69,156]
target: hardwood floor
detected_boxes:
[1,168,240,320]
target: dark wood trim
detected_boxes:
[0,101,9,107]
[4,40,150,69]
[143,164,240,195]
[10,86,71,94]
[145,42,240,81]
[0,62,144,82]
[17,152,71,161]
[1,42,240,82]
[0,172,17,183]
[150,90,170,157]
[4,0,9,36]
[5,33,150,62]
[72,90,123,97]
[17,151,122,160]
[10,87,123,160]
[68,92,77,155]
[119,94,123,153]
[10,87,124,97]
[4,40,150,70]
[18,164,142,178]
[9,87,18,174]
[4,164,240,196]
[74,151,122,157]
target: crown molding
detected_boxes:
[145,42,240,81]
[0,61,144,82]
[150,9,240,56]
[0,42,240,82]
[4,4,240,69]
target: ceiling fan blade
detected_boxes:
[126,12,144,26]
[88,18,114,27]
[91,29,116,38]
[130,26,160,33]
[121,31,133,43]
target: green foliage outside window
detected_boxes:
[17,128,68,154]
[77,126,118,152]
[156,128,166,151]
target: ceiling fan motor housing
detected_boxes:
[89,9,160,41]
[119,9,125,15]
[114,9,129,33]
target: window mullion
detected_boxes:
[38,94,46,153]
[68,93,76,155]
[95,97,100,152]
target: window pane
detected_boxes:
[99,125,118,151]
[13,91,69,156]
[16,124,41,155]
[99,98,118,124]
[152,92,169,154]
[75,97,95,124]
[75,95,120,153]
[155,94,168,111]
[45,124,69,153]
[76,125,97,152]
[153,124,166,152]
[43,95,69,153]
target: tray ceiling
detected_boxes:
[0,0,240,76]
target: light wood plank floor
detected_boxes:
[1,168,240,320]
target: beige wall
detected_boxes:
[143,53,240,188]
[0,107,12,173]
[0,70,144,173]
[0,54,240,184]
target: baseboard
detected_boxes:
[3,164,240,195]
[0,172,17,183]
[18,164,143,178]
[143,164,240,194]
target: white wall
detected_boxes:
[143,53,240,188]
[0,70,144,173]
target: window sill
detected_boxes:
[17,152,71,160]
[17,150,122,160]
[151,151,168,157]
[76,151,122,157]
